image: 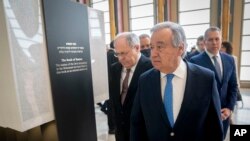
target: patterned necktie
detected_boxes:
[121,69,131,105]
[164,74,175,127]
[212,56,222,81]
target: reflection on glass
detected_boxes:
[3,0,53,127]
[4,0,43,63]
[92,0,110,44]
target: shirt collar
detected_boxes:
[205,50,221,60]
[160,59,187,79]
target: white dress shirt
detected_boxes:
[160,59,187,122]
[120,53,141,92]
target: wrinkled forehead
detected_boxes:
[151,30,173,45]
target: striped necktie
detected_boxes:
[121,69,131,105]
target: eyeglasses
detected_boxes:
[114,49,131,58]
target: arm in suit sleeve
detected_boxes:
[204,77,224,141]
[130,82,148,141]
[226,60,238,110]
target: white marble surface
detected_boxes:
[95,105,115,141]
[88,7,109,103]
[0,0,54,132]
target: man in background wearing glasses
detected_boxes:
[109,32,152,141]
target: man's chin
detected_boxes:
[152,64,160,70]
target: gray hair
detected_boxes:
[150,21,187,58]
[204,26,221,40]
[197,35,204,42]
[114,32,140,48]
[139,33,150,39]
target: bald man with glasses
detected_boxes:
[109,32,152,141]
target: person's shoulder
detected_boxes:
[220,52,235,66]
[189,50,200,57]
[107,48,115,54]
[191,51,204,59]
[220,52,234,60]
[110,61,121,70]
[189,52,206,64]
[140,68,157,79]
[187,61,214,77]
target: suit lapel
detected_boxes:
[150,69,172,127]
[203,53,215,71]
[203,53,222,85]
[220,53,227,84]
[123,55,146,105]
[174,62,196,128]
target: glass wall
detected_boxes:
[128,0,154,36]
[240,0,250,81]
[178,0,210,51]
[91,0,110,44]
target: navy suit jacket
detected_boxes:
[109,54,152,141]
[185,50,200,61]
[130,61,223,141]
[190,52,238,110]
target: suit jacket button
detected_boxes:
[170,132,174,136]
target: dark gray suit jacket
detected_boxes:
[109,54,152,141]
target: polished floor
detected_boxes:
[95,105,115,141]
[95,88,250,141]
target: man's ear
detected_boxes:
[134,44,141,51]
[178,43,185,56]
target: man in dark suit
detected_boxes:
[185,35,205,61]
[130,22,223,141]
[105,40,118,134]
[190,26,238,139]
[109,32,152,141]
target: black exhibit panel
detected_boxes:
[42,0,97,141]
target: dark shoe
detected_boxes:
[108,129,115,134]
[100,107,108,115]
[97,102,103,107]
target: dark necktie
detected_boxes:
[212,56,222,81]
[121,69,131,105]
[164,74,175,127]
